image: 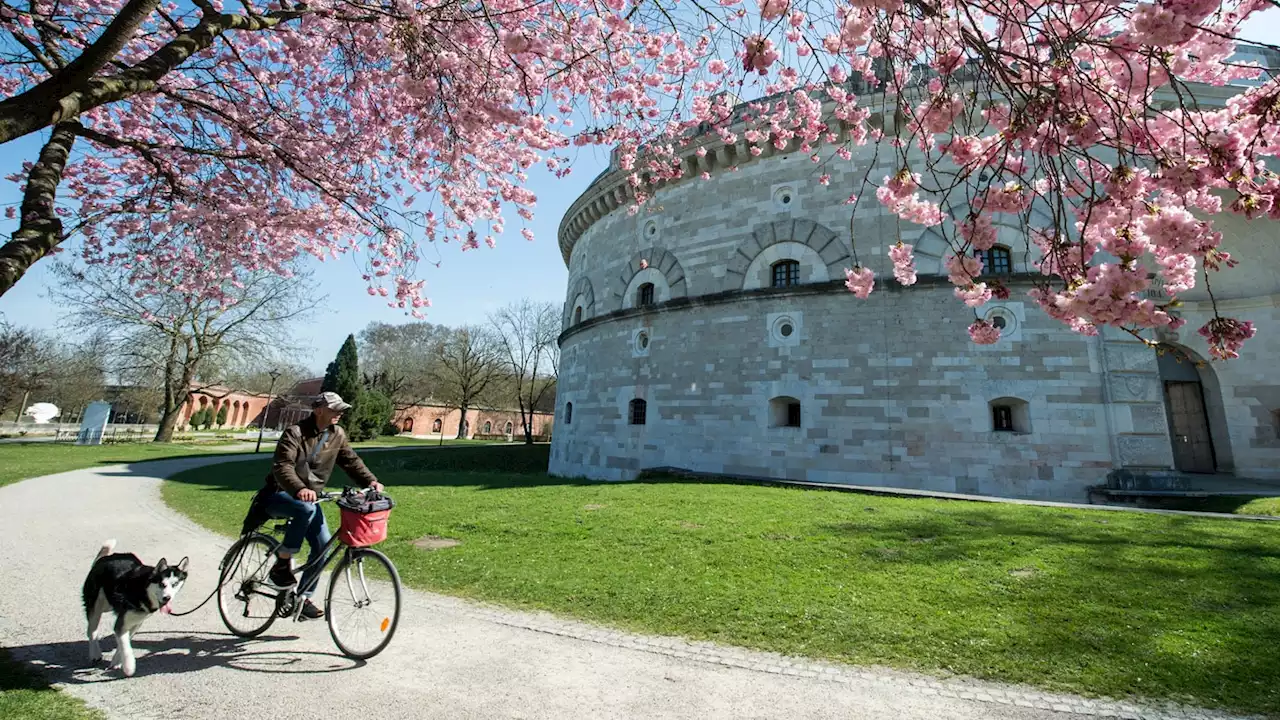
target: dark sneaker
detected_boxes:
[299,599,324,620]
[268,560,296,588]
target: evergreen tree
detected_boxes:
[350,389,394,442]
[320,333,389,441]
[215,404,228,427]
[322,334,362,401]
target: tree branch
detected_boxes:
[0,6,307,144]
[1,0,162,126]
[0,121,78,295]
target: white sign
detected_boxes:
[77,401,112,445]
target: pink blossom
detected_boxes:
[743,36,778,75]
[945,254,983,286]
[959,214,997,251]
[1198,318,1256,360]
[888,242,917,285]
[757,0,789,22]
[968,320,1001,345]
[844,266,875,299]
[955,283,993,308]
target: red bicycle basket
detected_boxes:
[338,508,390,547]
[336,490,394,547]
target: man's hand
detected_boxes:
[369,481,384,492]
[297,488,317,503]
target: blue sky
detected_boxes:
[1,10,1277,373]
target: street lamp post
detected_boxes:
[255,369,282,453]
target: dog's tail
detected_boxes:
[93,539,116,565]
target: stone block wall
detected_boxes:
[552,288,1114,500]
[551,126,1280,498]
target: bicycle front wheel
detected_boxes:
[217,534,280,638]
[326,547,402,660]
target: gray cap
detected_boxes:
[313,391,352,412]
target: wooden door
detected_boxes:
[1165,381,1216,473]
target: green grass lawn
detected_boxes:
[354,436,497,448]
[1193,495,1280,517]
[0,650,102,720]
[162,446,1280,715]
[0,441,250,488]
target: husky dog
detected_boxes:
[82,540,189,677]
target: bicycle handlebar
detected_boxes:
[316,487,375,502]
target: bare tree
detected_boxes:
[46,334,109,423]
[357,321,448,410]
[431,325,504,439]
[52,263,319,441]
[0,318,56,419]
[489,300,559,444]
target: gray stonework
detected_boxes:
[551,122,1280,501]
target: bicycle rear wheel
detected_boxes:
[326,547,401,660]
[218,534,280,638]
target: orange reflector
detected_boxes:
[381,617,390,633]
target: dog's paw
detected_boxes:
[121,659,136,678]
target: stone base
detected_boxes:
[1103,468,1195,491]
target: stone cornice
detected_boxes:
[555,79,1248,268]
[557,272,1046,347]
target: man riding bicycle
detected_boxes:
[261,391,383,619]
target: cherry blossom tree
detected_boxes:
[1,0,1278,360]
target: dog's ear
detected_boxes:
[153,558,169,573]
[177,557,189,573]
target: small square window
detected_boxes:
[980,246,1012,275]
[637,283,655,307]
[771,260,800,288]
[992,405,1014,432]
[786,402,802,428]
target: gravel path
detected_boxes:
[0,456,1253,720]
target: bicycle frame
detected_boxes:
[227,496,355,622]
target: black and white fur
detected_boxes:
[82,540,188,677]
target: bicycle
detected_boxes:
[215,488,402,660]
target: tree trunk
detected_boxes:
[154,349,193,442]
[456,402,469,439]
[519,397,534,445]
[154,404,183,442]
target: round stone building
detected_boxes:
[548,97,1280,501]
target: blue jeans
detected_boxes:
[263,490,331,560]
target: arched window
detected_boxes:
[636,283,655,307]
[980,245,1012,275]
[629,399,647,425]
[483,421,492,434]
[771,260,801,288]
[402,417,414,433]
[574,306,583,324]
[769,396,802,427]
[505,422,513,434]
[565,402,573,424]
[432,418,442,433]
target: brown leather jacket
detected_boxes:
[263,415,378,496]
